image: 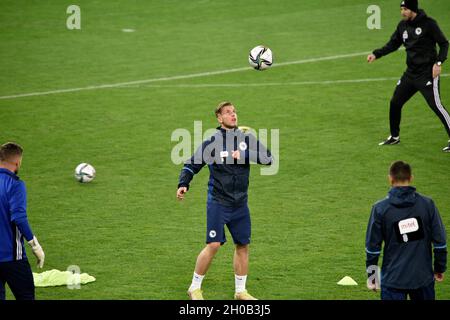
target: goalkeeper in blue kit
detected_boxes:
[176,102,273,300]
[0,142,45,300]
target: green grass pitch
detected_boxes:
[0,0,449,299]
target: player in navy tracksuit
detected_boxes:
[368,0,450,152]
[365,161,447,300]
[0,142,45,300]
[176,102,273,300]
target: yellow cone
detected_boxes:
[337,276,358,286]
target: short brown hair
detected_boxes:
[215,101,234,118]
[0,142,23,162]
[389,160,412,182]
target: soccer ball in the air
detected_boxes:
[248,45,273,70]
[74,163,96,183]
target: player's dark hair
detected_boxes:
[215,101,235,118]
[0,142,23,162]
[389,160,412,182]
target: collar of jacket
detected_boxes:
[407,9,426,26]
[216,126,238,135]
[389,185,416,192]
[0,168,19,180]
[388,186,417,207]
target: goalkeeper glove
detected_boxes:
[28,236,45,268]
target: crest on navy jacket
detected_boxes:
[239,141,248,151]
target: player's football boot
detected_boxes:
[234,290,258,300]
[443,140,450,152]
[379,136,400,146]
[188,288,204,300]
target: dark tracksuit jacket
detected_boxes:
[178,127,273,207]
[366,186,447,290]
[372,10,450,138]
[373,9,448,76]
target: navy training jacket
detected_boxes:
[178,127,273,207]
[366,186,447,289]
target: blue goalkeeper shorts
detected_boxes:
[206,201,251,245]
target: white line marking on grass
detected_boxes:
[0,51,372,100]
[123,74,450,88]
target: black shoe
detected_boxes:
[443,141,450,152]
[379,136,400,146]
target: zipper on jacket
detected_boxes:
[232,175,236,204]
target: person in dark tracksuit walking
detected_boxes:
[367,0,450,152]
[365,161,447,300]
[176,101,273,300]
[0,142,45,300]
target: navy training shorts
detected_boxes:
[206,201,251,245]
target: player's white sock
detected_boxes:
[235,274,247,293]
[189,272,205,291]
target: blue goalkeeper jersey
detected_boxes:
[0,168,33,262]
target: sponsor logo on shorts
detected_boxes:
[209,230,217,238]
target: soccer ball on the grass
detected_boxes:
[74,163,96,183]
[248,45,273,70]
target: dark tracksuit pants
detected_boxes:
[0,259,35,300]
[381,281,436,301]
[389,69,450,138]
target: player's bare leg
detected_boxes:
[187,242,221,300]
[195,242,221,275]
[233,244,249,276]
